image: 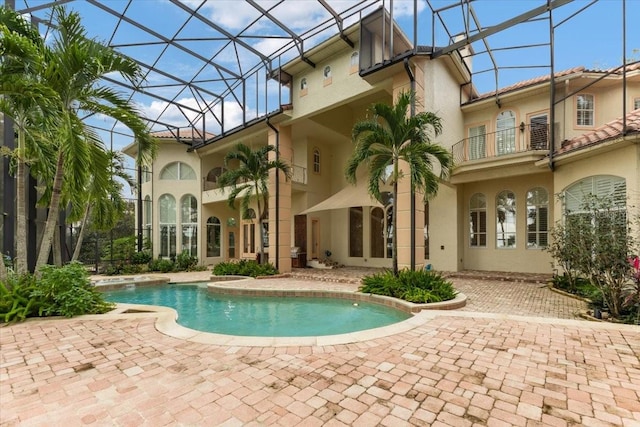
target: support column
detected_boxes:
[2,115,15,262]
[268,125,292,273]
[393,62,427,271]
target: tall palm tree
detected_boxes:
[32,6,156,271]
[346,90,453,275]
[71,150,133,262]
[217,143,291,264]
[0,7,59,274]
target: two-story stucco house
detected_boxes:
[125,9,640,275]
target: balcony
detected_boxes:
[292,164,307,185]
[450,124,550,183]
[452,123,549,164]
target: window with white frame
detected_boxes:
[206,216,221,257]
[181,195,198,256]
[159,194,176,258]
[312,148,320,174]
[496,190,516,248]
[469,193,486,247]
[496,110,516,155]
[564,176,626,214]
[160,162,196,180]
[242,208,256,255]
[576,94,594,126]
[526,187,548,249]
[468,125,486,160]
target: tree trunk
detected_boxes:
[71,204,91,262]
[392,178,399,276]
[0,254,7,282]
[255,183,265,265]
[15,132,28,275]
[35,151,65,273]
[53,224,62,266]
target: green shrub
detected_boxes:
[131,251,152,265]
[212,259,278,278]
[359,269,457,303]
[0,273,41,322]
[175,252,198,271]
[1,263,114,322]
[30,263,114,318]
[148,258,175,273]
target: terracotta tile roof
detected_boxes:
[557,108,640,154]
[466,62,640,104]
[150,128,215,141]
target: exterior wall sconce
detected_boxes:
[519,121,525,132]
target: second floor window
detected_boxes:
[468,125,486,160]
[313,148,320,174]
[160,162,195,180]
[576,94,594,126]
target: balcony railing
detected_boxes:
[292,164,307,184]
[452,123,549,164]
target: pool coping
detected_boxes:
[101,278,467,346]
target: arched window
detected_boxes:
[496,190,516,248]
[470,193,486,247]
[370,207,385,258]
[181,195,198,256]
[206,217,221,257]
[496,110,516,155]
[205,166,227,189]
[159,194,176,258]
[526,188,548,249]
[312,148,320,174]
[350,52,359,72]
[564,175,626,214]
[160,162,196,180]
[349,207,363,257]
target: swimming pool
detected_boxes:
[103,283,411,337]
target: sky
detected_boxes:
[8,0,640,193]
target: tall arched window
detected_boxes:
[349,207,363,257]
[159,194,176,258]
[526,188,548,249]
[496,190,516,248]
[181,195,198,256]
[160,162,196,180]
[564,175,626,214]
[350,52,359,73]
[206,217,221,257]
[370,207,384,258]
[496,110,516,155]
[205,166,227,190]
[470,193,486,247]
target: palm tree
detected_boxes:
[71,151,134,262]
[217,143,291,264]
[32,6,156,271]
[346,90,453,275]
[0,7,59,274]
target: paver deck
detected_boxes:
[2,269,639,426]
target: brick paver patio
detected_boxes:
[1,270,639,426]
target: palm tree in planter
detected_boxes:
[218,143,291,265]
[346,90,453,276]
[32,6,156,271]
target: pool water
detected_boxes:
[103,284,411,337]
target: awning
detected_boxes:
[300,181,383,214]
